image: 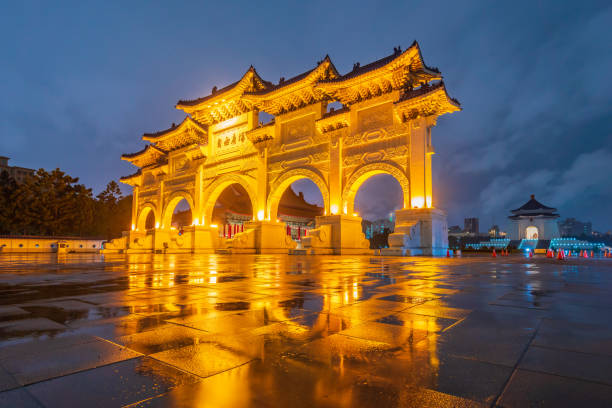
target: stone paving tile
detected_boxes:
[0,254,611,406]
[376,311,459,333]
[69,314,173,341]
[26,356,198,408]
[0,306,30,319]
[328,303,397,321]
[532,318,612,356]
[0,387,42,408]
[407,301,472,320]
[519,345,612,385]
[0,318,66,339]
[0,333,97,360]
[498,369,612,407]
[168,309,279,334]
[435,310,538,367]
[1,337,140,386]
[0,365,18,393]
[339,321,429,347]
[150,342,254,378]
[293,333,395,365]
[115,324,209,355]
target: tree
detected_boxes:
[17,169,94,236]
[94,181,128,239]
[0,168,131,239]
[0,171,19,234]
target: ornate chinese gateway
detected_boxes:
[104,41,460,255]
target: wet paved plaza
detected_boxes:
[0,254,611,407]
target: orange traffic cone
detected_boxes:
[493,249,497,258]
[446,249,450,258]
[557,250,564,260]
[529,250,533,258]
[591,250,594,258]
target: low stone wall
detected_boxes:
[0,236,105,253]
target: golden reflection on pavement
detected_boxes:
[1,253,607,406]
[117,254,451,406]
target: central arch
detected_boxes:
[342,161,410,215]
[136,203,157,231]
[162,191,195,229]
[267,167,330,221]
[203,174,257,226]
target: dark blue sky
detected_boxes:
[2,1,611,231]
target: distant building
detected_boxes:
[558,218,592,237]
[508,195,560,240]
[488,225,506,238]
[0,156,35,184]
[464,218,479,235]
[448,225,462,235]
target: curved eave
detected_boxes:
[119,170,141,186]
[317,41,440,92]
[121,145,167,167]
[142,117,207,142]
[508,213,560,220]
[175,67,271,113]
[395,83,461,117]
[242,58,339,103]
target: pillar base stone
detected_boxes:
[382,208,448,256]
[226,221,296,254]
[303,215,371,255]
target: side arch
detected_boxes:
[202,174,257,226]
[342,161,410,215]
[267,167,330,221]
[136,202,158,231]
[161,190,195,229]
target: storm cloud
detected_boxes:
[1,0,610,230]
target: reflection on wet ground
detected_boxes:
[0,254,611,407]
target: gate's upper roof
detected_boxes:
[176,67,272,124]
[173,41,455,122]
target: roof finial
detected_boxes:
[212,86,217,94]
[530,194,535,199]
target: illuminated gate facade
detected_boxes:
[105,42,460,255]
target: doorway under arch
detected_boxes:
[526,226,539,240]
[162,193,195,229]
[353,174,404,249]
[276,179,324,240]
[210,183,254,238]
[342,162,410,216]
[136,205,157,231]
[267,168,329,221]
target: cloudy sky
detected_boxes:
[2,1,611,231]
